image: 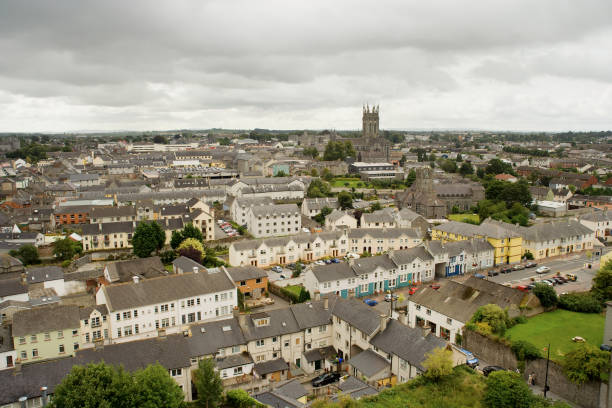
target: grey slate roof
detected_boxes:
[0,278,27,298]
[370,320,447,371]
[216,352,253,369]
[253,358,289,375]
[78,304,109,320]
[81,221,134,235]
[330,296,381,336]
[101,270,235,311]
[346,348,390,377]
[106,256,166,282]
[225,265,268,282]
[335,376,379,400]
[388,246,434,265]
[172,256,205,274]
[12,304,80,337]
[289,300,332,329]
[239,307,300,341]
[274,379,308,400]
[26,266,63,283]
[347,227,422,240]
[580,210,612,223]
[250,203,299,217]
[311,262,356,282]
[187,318,246,357]
[254,391,303,408]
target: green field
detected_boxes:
[283,285,303,297]
[330,178,370,188]
[448,213,480,223]
[505,310,604,362]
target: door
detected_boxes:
[6,355,12,368]
[314,360,321,370]
[295,358,301,368]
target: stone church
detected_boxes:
[332,105,391,162]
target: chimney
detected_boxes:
[19,397,27,408]
[323,296,329,310]
[41,386,48,406]
[132,275,139,284]
[20,272,27,285]
[398,311,408,326]
[314,291,321,301]
[379,314,388,332]
[193,266,199,274]
[421,325,431,337]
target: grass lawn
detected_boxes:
[283,285,302,297]
[164,264,173,273]
[356,366,486,408]
[448,213,480,223]
[330,178,370,188]
[505,310,604,362]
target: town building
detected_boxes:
[225,265,269,299]
[246,204,301,238]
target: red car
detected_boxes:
[408,287,417,295]
[430,283,441,290]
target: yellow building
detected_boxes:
[431,220,522,265]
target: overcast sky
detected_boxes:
[1,0,612,133]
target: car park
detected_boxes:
[525,261,537,268]
[535,266,550,274]
[482,366,505,376]
[311,372,341,387]
[363,299,378,306]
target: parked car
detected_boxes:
[500,267,512,274]
[540,280,553,286]
[527,283,536,290]
[331,258,341,263]
[408,286,418,295]
[515,285,529,293]
[324,259,332,264]
[555,275,568,283]
[271,266,283,273]
[600,344,612,352]
[535,266,550,274]
[384,294,399,302]
[311,372,341,387]
[482,366,505,376]
[525,261,537,268]
[287,263,296,270]
[314,260,326,266]
[565,273,577,282]
[512,264,525,271]
[279,274,286,280]
[430,283,441,290]
[488,270,499,277]
[474,273,486,279]
[552,277,565,285]
[363,299,378,306]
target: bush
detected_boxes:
[509,316,527,327]
[422,348,453,381]
[9,244,41,265]
[511,340,541,361]
[533,283,558,308]
[483,371,533,408]
[564,344,611,384]
[160,250,177,265]
[558,292,603,313]
[226,389,265,408]
[61,260,72,268]
[470,304,509,336]
[281,286,311,304]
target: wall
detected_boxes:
[463,329,518,370]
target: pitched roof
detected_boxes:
[330,296,381,336]
[187,317,246,357]
[0,278,27,298]
[101,270,235,311]
[253,358,289,375]
[346,348,390,377]
[26,266,63,283]
[216,353,253,370]
[311,262,356,282]
[105,256,166,282]
[239,307,300,341]
[13,305,80,337]
[290,300,332,329]
[225,265,268,282]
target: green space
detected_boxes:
[329,178,370,188]
[505,310,604,362]
[448,213,480,223]
[315,366,487,408]
[283,285,303,298]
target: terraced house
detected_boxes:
[246,203,301,238]
[346,228,423,254]
[431,220,522,265]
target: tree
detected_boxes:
[226,389,264,408]
[275,170,287,177]
[310,168,319,177]
[483,371,533,408]
[178,238,204,264]
[592,260,612,301]
[182,223,204,242]
[193,358,223,408]
[338,192,353,210]
[459,162,474,176]
[523,251,534,260]
[485,158,514,175]
[153,135,168,144]
[456,153,463,162]
[303,147,319,158]
[440,159,457,173]
[422,347,453,381]
[564,344,611,384]
[170,230,184,250]
[406,169,417,187]
[133,363,185,408]
[469,304,509,336]
[321,168,333,181]
[10,244,40,265]
[533,283,557,307]
[313,206,333,225]
[370,202,382,212]
[53,237,82,261]
[323,141,355,161]
[307,179,332,198]
[132,221,166,258]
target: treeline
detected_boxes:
[502,146,550,157]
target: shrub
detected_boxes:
[509,316,527,327]
[61,260,72,268]
[511,340,541,361]
[422,348,453,381]
[470,304,509,336]
[533,283,557,307]
[564,344,611,384]
[226,389,265,408]
[483,371,533,408]
[558,292,602,313]
[160,250,177,265]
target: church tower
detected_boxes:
[362,104,379,141]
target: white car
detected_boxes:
[346,252,360,259]
[314,260,326,266]
[535,266,550,274]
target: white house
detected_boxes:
[230,197,274,226]
[246,204,301,238]
[325,210,357,231]
[579,210,612,242]
[95,265,237,343]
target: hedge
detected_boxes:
[558,293,602,313]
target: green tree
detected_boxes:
[563,344,611,384]
[303,147,319,158]
[132,221,165,258]
[52,237,82,261]
[485,158,514,175]
[469,304,509,335]
[456,153,463,162]
[50,363,136,408]
[459,162,474,176]
[483,371,533,408]
[313,206,333,225]
[182,223,204,242]
[153,135,168,144]
[406,169,417,186]
[422,347,453,381]
[592,260,612,301]
[226,389,264,408]
[178,238,204,264]
[440,159,457,173]
[170,230,184,250]
[193,358,223,408]
[323,141,355,161]
[370,202,382,211]
[533,283,557,307]
[321,168,333,181]
[133,363,185,408]
[10,244,40,265]
[338,191,353,210]
[307,179,332,198]
[310,168,319,177]
[275,170,287,177]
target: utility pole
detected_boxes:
[544,343,550,398]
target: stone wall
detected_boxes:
[464,329,606,408]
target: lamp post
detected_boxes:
[543,343,550,398]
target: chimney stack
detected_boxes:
[398,311,408,326]
[19,397,27,408]
[379,314,388,332]
[193,266,199,274]
[323,296,329,310]
[132,275,139,284]
[41,386,48,406]
[421,325,431,337]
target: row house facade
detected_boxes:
[246,204,301,238]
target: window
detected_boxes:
[72,329,78,336]
[134,324,139,334]
[256,339,265,347]
[447,318,452,325]
[284,341,289,347]
[272,336,277,343]
[30,335,37,343]
[295,338,300,345]
[426,309,431,316]
[233,367,243,375]
[32,349,38,358]
[85,333,90,343]
[232,346,240,354]
[59,344,65,353]
[124,326,133,336]
[171,368,182,377]
[319,325,327,333]
[133,310,138,318]
[122,311,131,319]
[20,351,27,360]
[117,328,122,337]
[187,299,195,307]
[116,313,121,321]
[18,337,25,345]
[415,305,421,311]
